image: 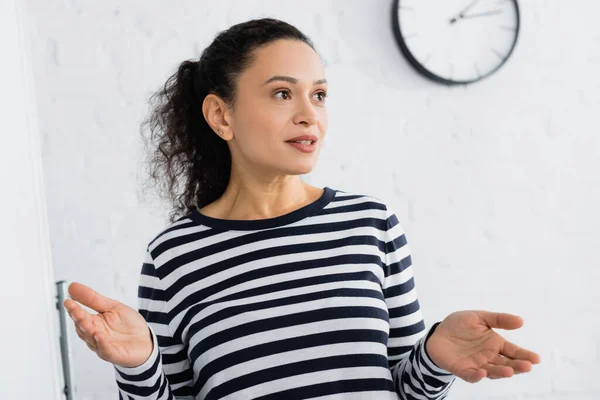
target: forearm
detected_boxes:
[113,325,174,400]
[391,322,456,399]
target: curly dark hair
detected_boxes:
[139,18,316,224]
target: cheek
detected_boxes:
[319,109,328,132]
[233,108,288,156]
[237,107,288,141]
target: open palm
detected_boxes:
[426,310,541,383]
[63,282,153,368]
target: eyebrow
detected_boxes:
[262,75,327,86]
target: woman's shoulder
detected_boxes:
[330,186,394,210]
[142,208,199,250]
[327,186,401,225]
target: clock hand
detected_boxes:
[460,9,504,19]
[458,0,481,15]
[449,0,482,24]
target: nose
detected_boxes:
[292,97,318,126]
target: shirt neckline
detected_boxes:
[188,186,336,231]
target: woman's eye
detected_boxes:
[315,91,328,102]
[274,89,327,102]
[274,90,291,100]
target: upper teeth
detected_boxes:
[293,140,313,144]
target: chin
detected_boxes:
[284,162,316,175]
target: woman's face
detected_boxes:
[227,39,328,177]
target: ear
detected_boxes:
[202,94,233,139]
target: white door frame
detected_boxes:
[0,0,63,398]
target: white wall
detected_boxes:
[20,0,599,398]
[0,0,62,398]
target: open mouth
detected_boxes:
[286,141,317,152]
[286,140,315,145]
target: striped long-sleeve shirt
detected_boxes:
[114,186,456,399]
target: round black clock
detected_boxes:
[392,0,521,85]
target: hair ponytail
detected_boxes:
[140,18,314,223]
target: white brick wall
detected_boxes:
[22,0,599,398]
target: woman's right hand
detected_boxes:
[63,282,154,368]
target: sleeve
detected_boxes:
[113,246,195,399]
[382,206,456,400]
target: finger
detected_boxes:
[85,338,98,352]
[66,304,98,338]
[64,299,94,320]
[73,321,92,342]
[78,313,103,339]
[491,355,533,373]
[67,306,103,344]
[92,331,110,359]
[476,311,524,330]
[66,302,91,323]
[457,368,487,384]
[482,363,514,379]
[74,321,91,339]
[500,340,541,364]
[68,282,119,314]
[74,324,85,340]
[63,298,79,313]
[73,322,99,352]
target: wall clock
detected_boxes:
[392,0,520,85]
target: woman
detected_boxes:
[63,18,540,399]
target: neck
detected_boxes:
[204,173,321,221]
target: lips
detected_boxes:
[285,134,318,143]
[286,140,316,153]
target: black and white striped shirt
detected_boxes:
[114,186,456,399]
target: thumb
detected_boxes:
[68,282,119,313]
[477,311,524,330]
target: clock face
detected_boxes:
[392,0,520,84]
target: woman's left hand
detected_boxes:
[425,310,541,383]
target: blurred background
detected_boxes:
[2,0,599,399]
